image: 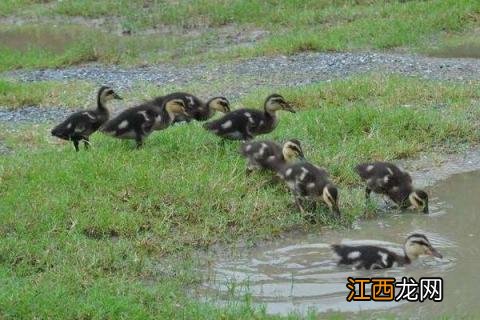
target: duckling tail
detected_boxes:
[330,244,342,253]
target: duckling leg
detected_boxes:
[242,127,254,141]
[72,139,80,152]
[293,196,306,214]
[365,187,372,201]
[135,136,144,149]
[242,133,254,142]
[83,137,90,150]
[245,159,260,175]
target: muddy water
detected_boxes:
[198,171,480,318]
[0,27,78,53]
[428,43,480,59]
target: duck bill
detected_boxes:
[429,247,442,258]
[332,205,341,217]
[113,93,123,100]
[283,104,296,113]
[422,204,429,214]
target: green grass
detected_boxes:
[0,79,94,108]
[0,0,479,70]
[0,74,479,318]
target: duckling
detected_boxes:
[203,94,295,141]
[101,97,188,148]
[240,139,304,174]
[356,161,429,213]
[51,86,122,151]
[331,233,443,270]
[151,93,230,123]
[277,162,340,217]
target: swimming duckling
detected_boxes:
[101,97,188,148]
[51,86,122,151]
[203,94,295,141]
[240,139,304,174]
[356,161,429,213]
[152,93,230,123]
[331,233,442,270]
[278,162,340,217]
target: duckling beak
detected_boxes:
[423,204,429,214]
[429,247,443,259]
[283,103,296,113]
[113,93,123,100]
[332,204,341,217]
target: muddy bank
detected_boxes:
[400,147,480,187]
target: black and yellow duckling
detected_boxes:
[151,93,230,123]
[277,162,341,217]
[331,233,442,270]
[51,86,122,151]
[101,97,188,148]
[240,139,304,174]
[356,161,429,213]
[203,94,295,141]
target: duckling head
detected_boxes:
[282,139,305,162]
[98,86,122,104]
[322,184,341,217]
[408,189,429,214]
[164,98,189,117]
[264,94,295,113]
[207,97,230,113]
[404,233,442,261]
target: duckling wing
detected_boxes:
[331,245,398,270]
[204,109,257,140]
[240,141,283,168]
[356,162,395,191]
[102,106,157,137]
[51,110,102,139]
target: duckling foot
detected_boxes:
[303,213,317,224]
[304,200,317,212]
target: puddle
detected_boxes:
[0,26,81,53]
[428,43,480,59]
[197,170,480,318]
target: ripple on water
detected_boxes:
[198,170,480,317]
